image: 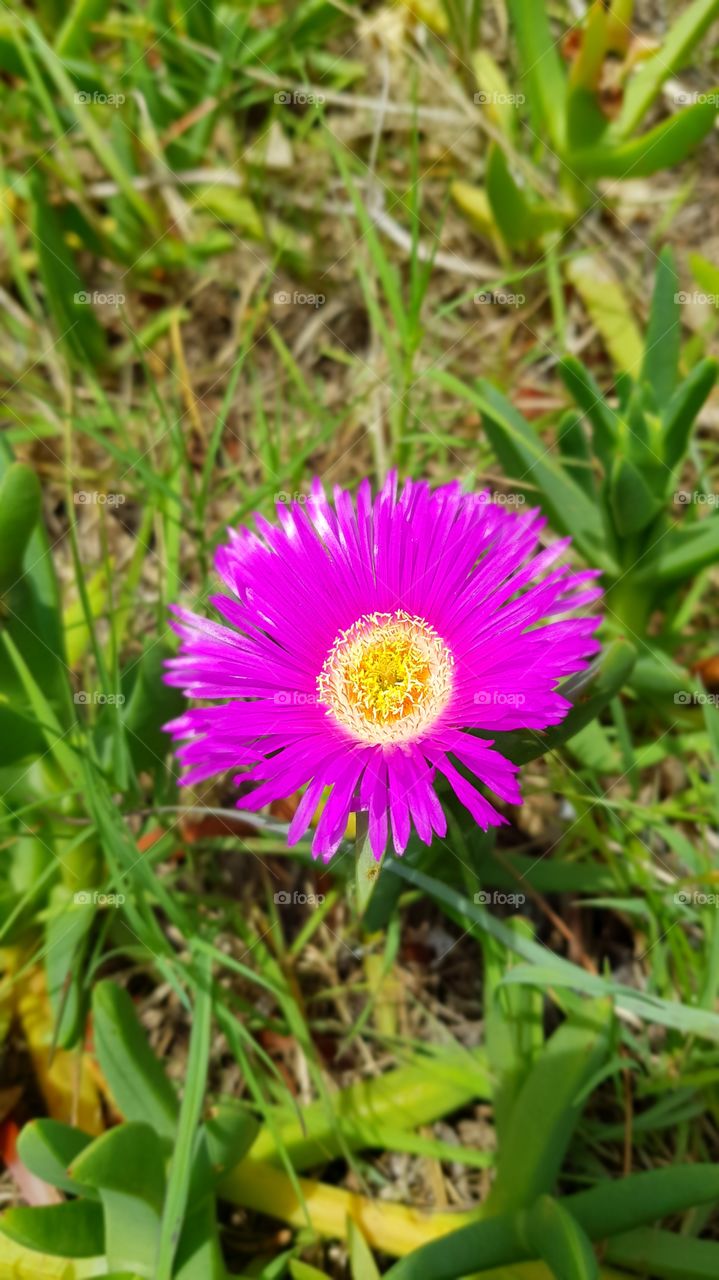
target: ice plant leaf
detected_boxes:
[572,97,719,179]
[662,356,718,470]
[434,371,612,568]
[165,476,602,863]
[491,638,636,766]
[608,456,664,536]
[635,516,719,584]
[518,1196,599,1280]
[17,1120,94,1198]
[383,1166,719,1279]
[0,463,41,591]
[485,1000,613,1216]
[0,1201,105,1259]
[92,982,178,1140]
[641,246,680,405]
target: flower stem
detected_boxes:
[355,808,382,916]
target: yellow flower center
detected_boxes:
[318,610,453,745]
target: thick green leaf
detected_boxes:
[570,1166,719,1237]
[482,918,544,1141]
[0,463,41,590]
[485,144,535,247]
[498,639,636,767]
[71,1123,165,1276]
[120,642,184,773]
[567,719,621,773]
[0,454,67,712]
[505,0,567,150]
[0,633,77,783]
[662,357,718,469]
[0,440,66,702]
[608,455,664,536]
[558,357,617,471]
[386,1212,521,1280]
[615,0,719,137]
[71,1123,166,1209]
[642,247,680,405]
[606,1227,719,1278]
[566,85,610,151]
[629,649,689,698]
[519,1196,598,1280]
[384,1166,719,1280]
[174,1197,227,1280]
[205,1101,261,1180]
[621,391,667,499]
[17,1119,95,1198]
[572,98,718,178]
[557,410,596,498]
[486,1002,612,1216]
[0,702,46,764]
[636,516,719,584]
[92,981,179,1140]
[484,147,565,247]
[0,1200,104,1259]
[431,373,610,564]
[458,374,610,566]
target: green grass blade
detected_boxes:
[154,950,213,1280]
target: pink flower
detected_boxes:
[165,475,602,861]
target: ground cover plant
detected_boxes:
[0,1,719,1278]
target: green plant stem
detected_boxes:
[355,809,382,916]
[604,577,652,641]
